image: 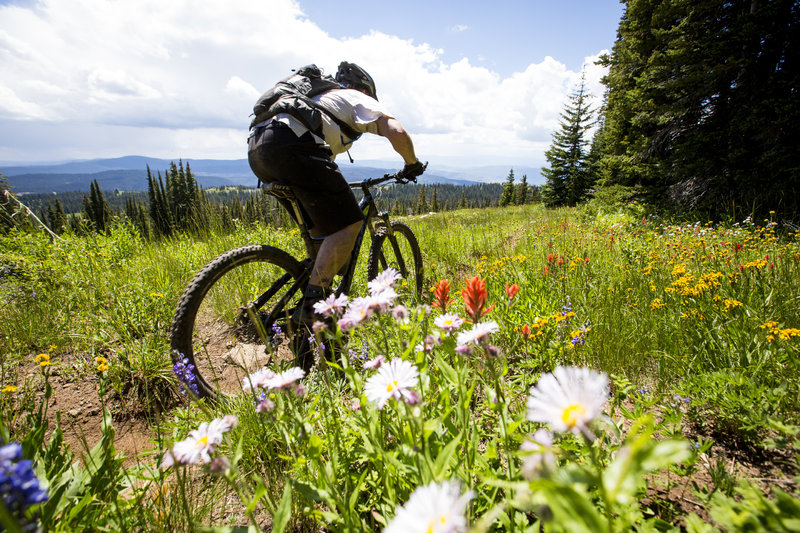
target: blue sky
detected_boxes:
[300,0,623,76]
[0,0,624,168]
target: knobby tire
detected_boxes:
[170,245,306,399]
[367,221,424,301]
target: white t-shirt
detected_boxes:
[273,88,391,159]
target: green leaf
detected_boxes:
[435,354,459,386]
[307,434,324,459]
[432,434,461,478]
[271,483,293,533]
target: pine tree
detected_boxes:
[540,71,595,207]
[45,198,68,234]
[83,179,112,232]
[415,184,428,214]
[599,0,800,217]
[499,169,515,206]
[430,187,440,212]
[542,73,595,206]
[515,174,529,205]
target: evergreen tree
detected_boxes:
[83,179,112,232]
[458,191,468,209]
[430,186,440,212]
[541,71,595,207]
[499,169,515,207]
[415,184,428,214]
[599,0,800,217]
[515,174,529,205]
[46,198,68,234]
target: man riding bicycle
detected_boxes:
[247,61,425,335]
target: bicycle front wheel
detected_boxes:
[170,245,307,399]
[367,221,424,301]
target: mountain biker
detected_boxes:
[247,61,425,333]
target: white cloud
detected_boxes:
[0,0,609,166]
[449,24,469,33]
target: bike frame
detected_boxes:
[255,173,405,327]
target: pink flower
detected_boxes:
[313,293,349,318]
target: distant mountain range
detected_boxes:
[2,155,543,194]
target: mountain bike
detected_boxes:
[169,170,424,399]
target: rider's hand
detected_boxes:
[399,161,426,182]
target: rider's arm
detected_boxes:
[376,116,418,165]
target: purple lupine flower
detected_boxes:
[0,442,49,521]
[173,356,199,395]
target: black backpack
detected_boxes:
[250,64,361,140]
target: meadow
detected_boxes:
[1,200,799,531]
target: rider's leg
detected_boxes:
[308,220,361,288]
[292,220,360,327]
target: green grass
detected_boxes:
[1,205,799,531]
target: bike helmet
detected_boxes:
[335,61,378,100]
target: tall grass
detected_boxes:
[1,204,799,531]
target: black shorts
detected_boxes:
[248,121,365,236]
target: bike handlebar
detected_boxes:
[348,162,428,189]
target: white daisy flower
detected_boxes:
[338,297,374,331]
[363,354,385,370]
[368,268,401,295]
[455,320,499,348]
[384,480,473,533]
[526,366,609,438]
[367,288,398,313]
[520,428,555,479]
[265,367,305,391]
[434,313,464,333]
[162,416,236,467]
[364,358,419,410]
[242,367,277,391]
[313,293,350,318]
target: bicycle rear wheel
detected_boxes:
[170,245,307,399]
[367,221,424,301]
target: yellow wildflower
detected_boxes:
[34,353,50,363]
[2,385,18,394]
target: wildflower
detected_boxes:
[461,276,495,323]
[392,305,409,322]
[267,367,306,391]
[456,321,499,348]
[435,313,464,333]
[208,456,230,476]
[520,428,555,479]
[255,393,275,413]
[384,480,473,533]
[432,279,454,311]
[271,322,284,344]
[364,354,385,370]
[364,358,419,410]
[313,293,350,318]
[369,268,401,295]
[338,297,374,331]
[368,288,398,313]
[162,416,237,467]
[505,283,519,300]
[2,385,18,394]
[0,442,49,521]
[526,366,609,438]
[173,357,199,395]
[34,354,49,363]
[242,367,277,391]
[521,324,531,339]
[415,335,436,354]
[244,366,305,392]
[95,356,109,373]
